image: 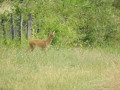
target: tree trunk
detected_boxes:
[27,13,32,40]
[11,13,15,40]
[19,13,23,42]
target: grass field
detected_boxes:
[0,45,120,90]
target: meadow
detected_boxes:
[1,0,120,90]
[0,45,120,90]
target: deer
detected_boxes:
[27,31,55,55]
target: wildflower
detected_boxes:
[80,44,82,47]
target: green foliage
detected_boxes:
[0,0,120,47]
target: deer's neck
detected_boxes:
[46,36,53,45]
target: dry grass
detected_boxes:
[0,46,120,90]
[96,66,120,90]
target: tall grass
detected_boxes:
[0,45,120,90]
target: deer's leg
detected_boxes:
[30,44,35,52]
[27,44,35,52]
[44,49,47,55]
[41,48,47,55]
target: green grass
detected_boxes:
[0,46,120,90]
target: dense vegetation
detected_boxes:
[0,0,120,47]
[1,1,120,90]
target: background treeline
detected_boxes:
[0,0,120,47]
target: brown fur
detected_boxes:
[27,31,55,54]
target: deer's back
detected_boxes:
[29,39,48,48]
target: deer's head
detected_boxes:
[49,31,55,39]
